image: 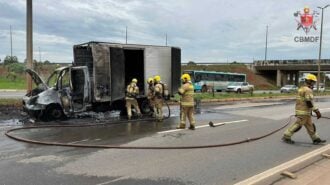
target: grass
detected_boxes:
[0,76,26,89]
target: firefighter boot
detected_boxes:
[189,125,195,130]
[282,136,295,144]
[313,138,326,145]
[176,124,185,129]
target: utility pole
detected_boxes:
[317,5,329,92]
[10,25,13,59]
[165,33,167,46]
[26,0,33,92]
[39,47,41,62]
[264,25,268,63]
[125,26,127,44]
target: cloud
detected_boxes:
[0,0,330,63]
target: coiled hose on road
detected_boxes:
[5,105,295,149]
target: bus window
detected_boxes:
[208,74,215,81]
[223,74,228,81]
[216,74,223,81]
[201,74,208,81]
[195,73,202,82]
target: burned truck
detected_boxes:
[23,41,181,120]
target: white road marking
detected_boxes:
[68,139,89,144]
[157,120,248,134]
[95,177,127,185]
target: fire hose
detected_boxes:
[5,114,295,150]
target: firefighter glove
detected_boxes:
[314,109,322,119]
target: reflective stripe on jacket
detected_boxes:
[126,83,139,98]
[179,82,194,107]
[295,85,317,115]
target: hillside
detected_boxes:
[182,64,277,90]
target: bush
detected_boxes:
[7,63,25,74]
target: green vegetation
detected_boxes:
[0,76,26,89]
[0,59,64,90]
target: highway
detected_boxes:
[0,98,330,185]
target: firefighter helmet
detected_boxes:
[132,78,138,83]
[305,74,317,82]
[154,75,161,83]
[147,78,153,83]
[181,74,191,81]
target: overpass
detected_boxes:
[253,59,330,87]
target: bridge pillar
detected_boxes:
[290,73,294,84]
[295,72,299,85]
[276,70,282,87]
[283,72,288,85]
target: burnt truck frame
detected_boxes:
[23,41,181,120]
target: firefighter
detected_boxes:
[154,75,164,121]
[282,74,326,145]
[147,77,156,117]
[177,74,195,130]
[125,78,142,120]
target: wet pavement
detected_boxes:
[1,99,330,185]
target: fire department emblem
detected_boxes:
[294,6,319,34]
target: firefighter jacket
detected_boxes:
[147,83,155,100]
[178,81,194,107]
[154,83,163,99]
[126,83,139,99]
[295,85,317,116]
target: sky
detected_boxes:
[0,0,330,63]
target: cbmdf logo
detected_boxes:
[294,6,319,42]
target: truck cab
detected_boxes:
[23,66,90,120]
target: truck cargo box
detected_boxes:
[73,41,181,103]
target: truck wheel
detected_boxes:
[43,104,65,121]
[236,89,241,94]
[140,99,153,115]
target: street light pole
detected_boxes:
[264,25,268,63]
[317,5,330,92]
[26,0,33,92]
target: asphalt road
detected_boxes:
[1,98,330,185]
[0,90,26,98]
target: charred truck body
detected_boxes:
[23,42,181,120]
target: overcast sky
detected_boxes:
[0,0,330,63]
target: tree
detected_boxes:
[44,60,50,64]
[4,55,19,65]
[7,63,25,74]
[187,61,196,66]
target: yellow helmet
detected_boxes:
[147,77,153,83]
[181,73,191,81]
[305,74,317,82]
[154,75,161,83]
[132,78,138,83]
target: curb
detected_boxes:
[0,89,26,92]
[234,144,330,185]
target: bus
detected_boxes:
[183,70,246,92]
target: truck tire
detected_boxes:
[140,99,153,115]
[43,104,65,121]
